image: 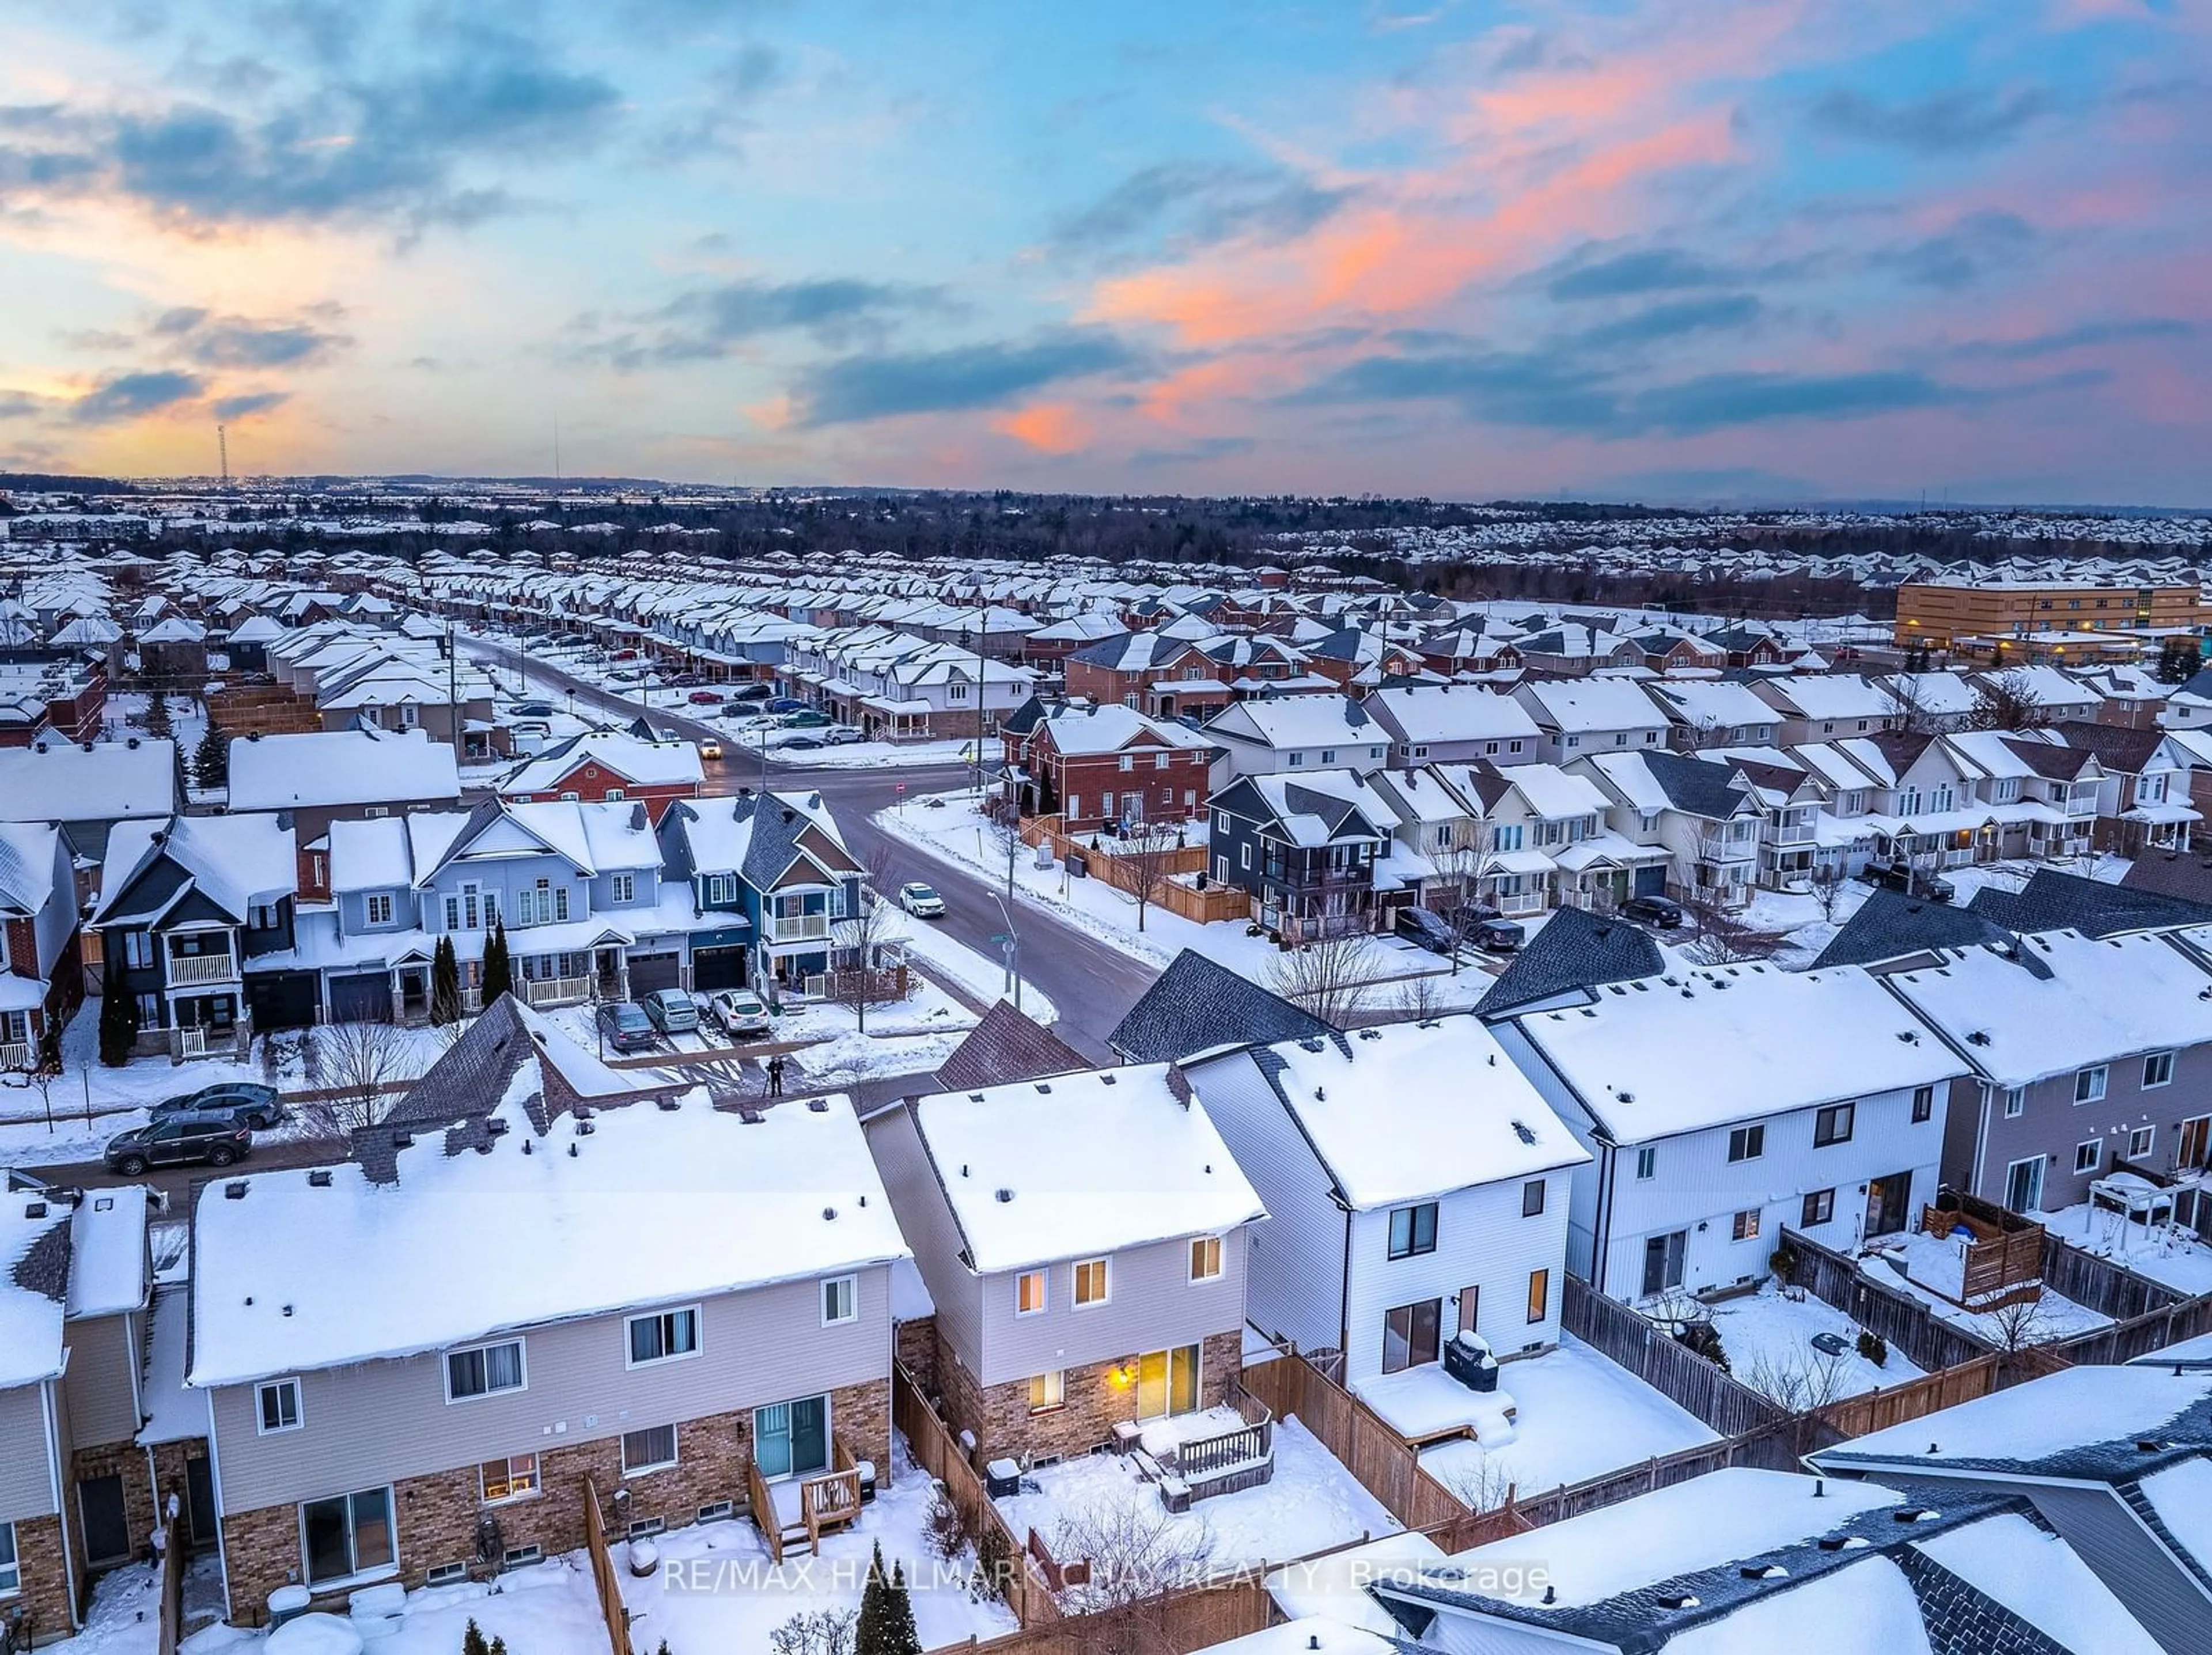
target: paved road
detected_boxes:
[465,639,1158,1061]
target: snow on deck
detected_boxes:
[2039,1199,2212,1298]
[1352,1365,1520,1444]
[1860,1231,2110,1343]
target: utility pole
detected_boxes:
[217,424,229,490]
[972,586,988,797]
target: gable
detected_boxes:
[453,814,563,862]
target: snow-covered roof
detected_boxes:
[498,729,705,794]
[1907,1512,2162,1655]
[228,728,461,812]
[907,1065,1264,1275]
[1,1186,70,1387]
[1036,703,1212,758]
[94,812,297,925]
[1514,677,1668,734]
[190,1088,908,1387]
[1883,930,2212,1089]
[1360,685,1541,745]
[1216,1019,1588,1209]
[67,1185,147,1319]
[1513,963,1966,1140]
[0,738,177,824]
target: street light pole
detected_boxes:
[988,891,1022,1014]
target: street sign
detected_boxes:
[896,782,907,794]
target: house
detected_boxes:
[1748,674,1900,744]
[1106,949,1331,1066]
[998,700,1215,831]
[226,728,463,846]
[2122,849,2212,908]
[1878,929,2212,1213]
[1808,1364,2212,1655]
[1510,679,1669,764]
[2049,721,2200,854]
[135,616,209,681]
[188,1084,907,1619]
[0,737,179,906]
[1063,631,1231,721]
[1975,664,2101,726]
[0,823,82,1068]
[1641,677,1782,751]
[1357,686,1541,770]
[933,999,1090,1093]
[1808,889,2015,972]
[656,789,863,992]
[495,728,705,823]
[1490,964,1965,1300]
[1198,696,1390,786]
[90,813,297,1061]
[1473,904,1664,1021]
[862,1065,1263,1468]
[1185,1018,1586,1387]
[1206,770,1397,941]
[1574,749,1764,909]
[1368,1465,2162,1655]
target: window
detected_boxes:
[2130,1126,2157,1160]
[1635,1146,1656,1180]
[480,1455,539,1503]
[1100,791,1115,817]
[1382,1298,1441,1373]
[300,1487,395,1586]
[821,1276,857,1326]
[122,930,153,969]
[612,874,635,904]
[1521,1179,1546,1217]
[1028,1371,1065,1413]
[1387,1203,1438,1260]
[703,873,737,906]
[257,1378,302,1435]
[1526,1268,1550,1324]
[1240,844,1251,870]
[2002,1086,2025,1119]
[1457,1285,1480,1335]
[1190,1236,1222,1282]
[0,1520,17,1596]
[365,894,393,926]
[1911,1085,1935,1123]
[1813,1103,1854,1146]
[1727,1124,1765,1163]
[605,789,625,802]
[2075,1139,2103,1175]
[1073,1258,1110,1306]
[1801,1189,1835,1227]
[627,1308,700,1367]
[1016,1270,1047,1316]
[1320,749,1336,766]
[1732,1208,1762,1242]
[1118,754,1134,772]
[2075,1066,2108,1104]
[2145,1051,2176,1089]
[622,1425,678,1475]
[445,1339,526,1402]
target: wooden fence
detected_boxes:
[940,1575,1275,1655]
[155,1510,184,1655]
[1780,1228,2001,1373]
[1560,1275,1793,1438]
[2051,1294,2212,1366]
[893,1364,1063,1629]
[2037,1232,2186,1322]
[581,1476,636,1655]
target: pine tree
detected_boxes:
[143,690,173,740]
[192,722,228,791]
[480,921,513,1005]
[98,951,138,1066]
[857,1544,919,1655]
[880,1562,921,1655]
[430,934,461,1025]
[461,1619,491,1655]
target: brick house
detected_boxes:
[187,1085,906,1623]
[998,700,1214,831]
[863,1065,1263,1470]
[495,729,704,824]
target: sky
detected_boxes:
[0,0,2206,503]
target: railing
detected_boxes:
[1695,834,1758,863]
[0,1042,31,1071]
[747,1457,783,1563]
[522,975,598,1008]
[1169,1389,1275,1497]
[581,1477,635,1655]
[1494,890,1548,916]
[800,1438,865,1552]
[166,951,238,986]
[767,915,831,942]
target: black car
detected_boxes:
[1622,894,1685,928]
[1396,907,1457,955]
[104,1118,252,1176]
[1869,862,1955,903]
[1471,917,1525,953]
[149,1082,282,1130]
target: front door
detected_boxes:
[2003,1157,2044,1215]
[754,1396,830,1481]
[1642,1230,1686,1298]
[2181,1117,2211,1172]
[1865,1172,1914,1238]
[79,1474,130,1565]
[185,1456,216,1549]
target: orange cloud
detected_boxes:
[992,402,1092,454]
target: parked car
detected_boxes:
[822,726,866,745]
[781,736,825,750]
[611,649,639,661]
[781,710,834,729]
[597,1001,658,1053]
[697,737,724,761]
[1471,917,1525,953]
[1622,893,1685,928]
[1869,862,1955,902]
[639,988,699,1036]
[729,683,774,702]
[687,689,726,705]
[515,700,555,719]
[766,696,809,714]
[104,1118,252,1176]
[898,881,946,918]
[703,989,771,1039]
[1395,906,1457,955]
[149,1081,282,1130]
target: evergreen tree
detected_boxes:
[480,921,513,1005]
[192,722,228,791]
[461,1620,491,1655]
[143,690,173,740]
[430,934,462,1025]
[2157,636,2199,686]
[880,1562,921,1655]
[857,1544,920,1655]
[98,952,138,1066]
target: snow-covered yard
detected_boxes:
[2040,1199,2212,1298]
[1707,1281,1926,1403]
[1861,1230,2112,1345]
[1415,1335,1720,1505]
[994,1417,1399,1582]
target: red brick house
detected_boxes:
[496,729,704,823]
[999,700,1215,831]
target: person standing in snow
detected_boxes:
[766,1053,786,1097]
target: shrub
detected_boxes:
[922,1484,968,1561]
[1768,1244,1800,1282]
[1857,1328,1888,1368]
[1676,1320,1730,1373]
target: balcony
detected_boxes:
[166,950,239,987]
[1694,834,1759,864]
[765,914,831,944]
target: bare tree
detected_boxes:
[1114,822,1184,934]
[1967,669,2052,733]
[1809,866,1849,924]
[1266,931,1380,1027]
[1438,1450,1514,1513]
[1979,1292,2060,1353]
[1051,1499,1218,1612]
[831,870,907,1035]
[1681,893,1782,966]
[769,1608,860,1655]
[1392,973,1449,1022]
[299,1020,418,1137]
[1429,843,1503,974]
[1887,673,1940,736]
[1737,1347,1854,1411]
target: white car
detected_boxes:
[897,881,946,918]
[703,989,771,1039]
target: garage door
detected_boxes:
[327,972,393,1024]
[245,970,319,1031]
[627,952,682,994]
[692,946,748,991]
[1634,864,1669,897]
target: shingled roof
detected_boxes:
[1476,905,1665,1018]
[1809,888,2016,971]
[934,1000,1090,1092]
[1968,868,2212,939]
[1107,949,1331,1063]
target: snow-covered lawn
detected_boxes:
[1707,1281,1926,1402]
[2040,1200,2212,1298]
[45,1561,163,1655]
[1416,1335,1719,1505]
[620,1437,1018,1655]
[1861,1230,2112,1345]
[994,1417,1399,1581]
[884,914,1060,1024]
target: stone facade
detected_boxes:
[69,1440,159,1569]
[147,1439,211,1550]
[217,1377,894,1623]
[6,1512,76,1648]
[938,1327,1244,1468]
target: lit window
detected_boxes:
[1073,1258,1110,1306]
[1732,1209,1762,1242]
[1801,1189,1834,1226]
[1190,1236,1222,1282]
[1028,1371,1064,1414]
[480,1455,539,1504]
[1016,1270,1047,1316]
[1525,1268,1550,1324]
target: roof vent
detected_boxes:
[1656,1594,1699,1612]
[521,1138,533,1155]
[576,1120,594,1136]
[1740,1564,1787,1580]
[1967,1030,1990,1045]
[307,1169,332,1188]
[1512,1120,1536,1145]
[1358,1027,1381,1041]
[392,1131,414,1149]
[1816,1535,1849,1552]
[1035,1082,1051,1095]
[2136,1438,2166,1453]
[995,1188,1014,1203]
[281,1304,293,1317]
[1099,1073,1116,1085]
[656,1097,681,1111]
[224,1181,248,1200]
[1897,1030,1919,1043]
[568,1143,579,1157]
[485,1118,510,1137]
[823,1206,837,1221]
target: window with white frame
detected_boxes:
[1727,1124,1764,1162]
[622,1424,677,1475]
[2130,1125,2157,1160]
[1118,754,1134,772]
[611,873,635,904]
[1016,1270,1047,1316]
[2145,1051,2176,1089]
[2075,1139,2102,1175]
[445,1339,526,1402]
[1190,1236,1222,1282]
[480,1455,539,1503]
[0,1518,16,1596]
[1635,1146,1656,1180]
[2075,1066,2108,1104]
[821,1275,857,1325]
[1732,1208,1762,1241]
[1073,1258,1110,1306]
[627,1308,700,1366]
[257,1377,302,1434]
[1813,1103,1854,1146]
[365,894,393,926]
[703,873,737,905]
[2003,1086,2025,1119]
[1028,1371,1065,1413]
[300,1487,395,1586]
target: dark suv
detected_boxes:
[1622,894,1685,928]
[105,1117,252,1176]
[149,1082,283,1130]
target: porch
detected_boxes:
[746,1433,866,1562]
[1112,1389,1277,1512]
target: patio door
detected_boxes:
[1134,1346,1200,1418]
[1642,1231,1686,1298]
[2003,1157,2044,1216]
[1865,1172,1914,1238]
[1381,1300,1441,1374]
[754,1396,830,1481]
[2180,1116,2210,1172]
